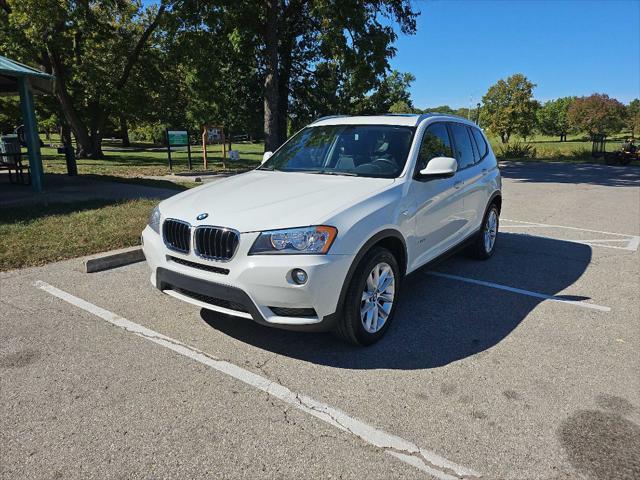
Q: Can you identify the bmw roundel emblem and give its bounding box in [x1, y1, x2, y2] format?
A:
[196, 212, 209, 221]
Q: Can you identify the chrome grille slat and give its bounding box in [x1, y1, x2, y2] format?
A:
[163, 219, 191, 254]
[194, 226, 239, 261]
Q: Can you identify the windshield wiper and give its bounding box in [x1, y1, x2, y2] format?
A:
[257, 165, 275, 171]
[314, 170, 357, 177]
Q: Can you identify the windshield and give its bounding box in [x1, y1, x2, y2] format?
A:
[260, 125, 415, 178]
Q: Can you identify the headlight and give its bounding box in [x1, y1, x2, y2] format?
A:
[148, 205, 161, 234]
[249, 226, 337, 255]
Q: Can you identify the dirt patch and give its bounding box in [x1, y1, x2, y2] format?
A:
[559, 408, 640, 479]
[0, 349, 39, 368]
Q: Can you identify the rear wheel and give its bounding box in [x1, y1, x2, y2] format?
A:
[468, 203, 499, 260]
[334, 247, 400, 346]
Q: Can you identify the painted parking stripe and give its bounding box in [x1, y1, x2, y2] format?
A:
[501, 218, 640, 251]
[428, 272, 611, 312]
[34, 281, 480, 480]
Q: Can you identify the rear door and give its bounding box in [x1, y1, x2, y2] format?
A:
[448, 123, 485, 237]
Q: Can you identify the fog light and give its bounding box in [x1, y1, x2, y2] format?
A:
[291, 268, 308, 285]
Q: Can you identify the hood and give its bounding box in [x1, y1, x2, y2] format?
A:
[160, 170, 395, 232]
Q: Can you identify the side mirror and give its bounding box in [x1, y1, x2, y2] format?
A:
[262, 151, 273, 164]
[418, 156, 457, 179]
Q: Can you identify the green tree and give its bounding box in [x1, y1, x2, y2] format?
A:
[0, 0, 167, 157]
[480, 74, 538, 143]
[180, 0, 419, 151]
[536, 97, 575, 141]
[567, 94, 626, 139]
[362, 71, 416, 114]
[388, 100, 412, 114]
[0, 96, 20, 134]
[626, 99, 640, 137]
[422, 105, 456, 115]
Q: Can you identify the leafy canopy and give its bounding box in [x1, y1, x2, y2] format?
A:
[480, 74, 538, 143]
[567, 94, 626, 138]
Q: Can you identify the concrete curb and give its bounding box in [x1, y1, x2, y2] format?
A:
[83, 246, 145, 273]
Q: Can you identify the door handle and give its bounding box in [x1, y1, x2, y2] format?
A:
[454, 180, 463, 189]
[482, 168, 488, 174]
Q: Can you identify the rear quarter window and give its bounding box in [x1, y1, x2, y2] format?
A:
[471, 128, 489, 159]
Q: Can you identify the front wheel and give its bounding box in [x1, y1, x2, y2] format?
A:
[334, 247, 400, 346]
[468, 203, 499, 260]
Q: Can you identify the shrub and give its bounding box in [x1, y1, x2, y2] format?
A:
[497, 142, 537, 159]
[130, 122, 167, 145]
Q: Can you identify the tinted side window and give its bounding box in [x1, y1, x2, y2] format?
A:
[467, 127, 480, 164]
[449, 123, 475, 169]
[471, 127, 488, 159]
[416, 123, 453, 171]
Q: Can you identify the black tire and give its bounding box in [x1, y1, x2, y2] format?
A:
[334, 247, 401, 346]
[468, 203, 499, 260]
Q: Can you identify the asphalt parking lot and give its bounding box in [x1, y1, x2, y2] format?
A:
[2, 162, 639, 480]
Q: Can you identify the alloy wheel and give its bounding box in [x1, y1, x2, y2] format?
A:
[360, 262, 395, 334]
[484, 209, 498, 253]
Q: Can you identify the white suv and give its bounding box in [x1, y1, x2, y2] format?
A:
[141, 114, 501, 345]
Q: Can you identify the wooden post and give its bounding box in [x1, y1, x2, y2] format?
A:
[166, 128, 173, 171]
[221, 128, 226, 170]
[202, 126, 208, 169]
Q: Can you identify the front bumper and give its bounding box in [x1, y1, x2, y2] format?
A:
[141, 226, 353, 331]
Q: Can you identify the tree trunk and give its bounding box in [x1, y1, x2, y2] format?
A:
[47, 47, 96, 157]
[120, 114, 130, 147]
[276, 27, 296, 146]
[277, 79, 289, 145]
[61, 122, 72, 147]
[263, 0, 280, 152]
[88, 101, 105, 158]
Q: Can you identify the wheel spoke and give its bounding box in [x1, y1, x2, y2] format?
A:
[371, 307, 379, 332]
[360, 262, 396, 333]
[364, 309, 374, 331]
[378, 292, 394, 302]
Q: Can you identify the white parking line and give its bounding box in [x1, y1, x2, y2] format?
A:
[34, 281, 480, 480]
[428, 272, 611, 312]
[501, 218, 640, 251]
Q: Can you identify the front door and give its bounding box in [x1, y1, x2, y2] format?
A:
[408, 122, 466, 269]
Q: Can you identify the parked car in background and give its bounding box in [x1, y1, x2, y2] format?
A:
[141, 114, 502, 345]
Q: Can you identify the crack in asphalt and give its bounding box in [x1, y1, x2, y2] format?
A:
[291, 392, 481, 480]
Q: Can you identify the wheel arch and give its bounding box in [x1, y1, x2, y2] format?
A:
[334, 229, 408, 320]
[486, 190, 502, 216]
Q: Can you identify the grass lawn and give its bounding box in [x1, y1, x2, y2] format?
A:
[487, 132, 638, 163]
[41, 140, 264, 177]
[0, 198, 158, 271]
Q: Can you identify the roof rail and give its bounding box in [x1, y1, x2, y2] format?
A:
[311, 115, 349, 124]
[416, 112, 476, 125]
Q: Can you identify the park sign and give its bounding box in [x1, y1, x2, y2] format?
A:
[167, 130, 189, 146]
[165, 128, 192, 171]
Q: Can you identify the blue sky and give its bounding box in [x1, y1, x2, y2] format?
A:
[389, 0, 640, 108]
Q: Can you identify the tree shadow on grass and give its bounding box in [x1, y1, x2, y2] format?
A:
[200, 233, 593, 370]
[0, 198, 148, 224]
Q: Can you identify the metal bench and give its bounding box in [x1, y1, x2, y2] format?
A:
[0, 134, 30, 184]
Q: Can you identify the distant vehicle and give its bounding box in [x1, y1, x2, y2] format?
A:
[141, 114, 502, 345]
[606, 139, 637, 165]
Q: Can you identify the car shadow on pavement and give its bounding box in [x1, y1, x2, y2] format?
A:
[200, 233, 592, 370]
[500, 161, 640, 188]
